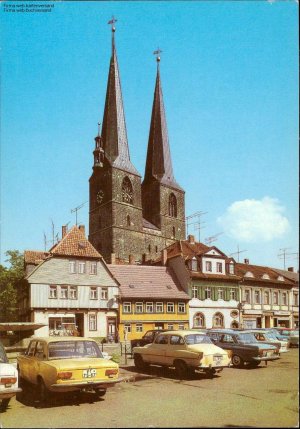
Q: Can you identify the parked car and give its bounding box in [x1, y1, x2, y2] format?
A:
[133, 330, 231, 379]
[0, 341, 22, 410]
[17, 337, 121, 402]
[206, 329, 280, 368]
[273, 328, 299, 348]
[261, 329, 290, 351]
[130, 329, 168, 349]
[247, 330, 288, 353]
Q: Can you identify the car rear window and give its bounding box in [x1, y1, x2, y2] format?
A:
[48, 341, 103, 359]
[185, 334, 212, 345]
[238, 333, 257, 344]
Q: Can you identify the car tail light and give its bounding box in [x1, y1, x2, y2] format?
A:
[57, 371, 73, 380]
[105, 369, 118, 377]
[0, 377, 17, 385]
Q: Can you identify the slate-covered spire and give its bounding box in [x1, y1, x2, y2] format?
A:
[101, 19, 140, 176]
[144, 53, 182, 190]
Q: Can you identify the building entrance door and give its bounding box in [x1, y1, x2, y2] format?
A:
[75, 313, 84, 337]
[107, 318, 117, 342]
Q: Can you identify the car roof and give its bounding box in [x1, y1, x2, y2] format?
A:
[157, 330, 206, 336]
[207, 329, 237, 334]
[27, 337, 98, 344]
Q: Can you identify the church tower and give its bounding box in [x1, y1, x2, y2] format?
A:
[89, 20, 143, 263]
[142, 52, 186, 244]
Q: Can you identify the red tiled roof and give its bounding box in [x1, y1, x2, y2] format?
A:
[236, 263, 295, 285]
[109, 265, 189, 300]
[50, 226, 101, 259]
[191, 272, 240, 282]
[271, 268, 299, 284]
[24, 251, 49, 265]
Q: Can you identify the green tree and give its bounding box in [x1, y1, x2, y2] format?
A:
[0, 250, 24, 322]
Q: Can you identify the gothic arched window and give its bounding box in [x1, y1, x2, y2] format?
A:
[193, 312, 205, 328]
[122, 177, 133, 204]
[213, 312, 224, 328]
[168, 193, 177, 217]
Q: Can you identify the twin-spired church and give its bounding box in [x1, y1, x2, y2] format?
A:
[89, 25, 186, 264]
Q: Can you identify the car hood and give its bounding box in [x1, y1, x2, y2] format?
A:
[186, 344, 228, 355]
[45, 358, 119, 371]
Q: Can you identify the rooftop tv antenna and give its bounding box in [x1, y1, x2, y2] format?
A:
[71, 201, 87, 226]
[278, 247, 298, 270]
[229, 245, 247, 262]
[186, 211, 208, 242]
[205, 232, 223, 246]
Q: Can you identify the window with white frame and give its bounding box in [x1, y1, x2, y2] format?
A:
[229, 263, 235, 274]
[293, 293, 298, 306]
[193, 312, 205, 328]
[123, 302, 132, 313]
[101, 288, 108, 300]
[69, 260, 76, 274]
[229, 289, 236, 300]
[281, 292, 287, 305]
[90, 287, 98, 300]
[192, 286, 198, 299]
[89, 314, 97, 331]
[264, 291, 270, 305]
[49, 285, 57, 299]
[204, 287, 211, 299]
[136, 323, 143, 333]
[213, 312, 224, 328]
[178, 302, 186, 313]
[146, 302, 154, 313]
[167, 324, 174, 330]
[156, 302, 163, 313]
[124, 323, 131, 333]
[205, 261, 212, 272]
[254, 290, 261, 304]
[216, 262, 223, 273]
[167, 302, 175, 313]
[178, 324, 185, 330]
[244, 289, 251, 304]
[60, 286, 68, 299]
[217, 289, 224, 300]
[191, 257, 197, 271]
[78, 261, 86, 274]
[273, 291, 279, 305]
[90, 262, 97, 275]
[135, 302, 143, 313]
[69, 286, 77, 300]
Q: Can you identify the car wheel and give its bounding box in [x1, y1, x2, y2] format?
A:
[0, 398, 10, 410]
[38, 378, 50, 403]
[95, 388, 107, 398]
[174, 360, 188, 379]
[134, 354, 146, 370]
[232, 354, 244, 368]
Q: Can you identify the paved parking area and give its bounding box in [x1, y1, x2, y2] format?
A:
[0, 349, 298, 428]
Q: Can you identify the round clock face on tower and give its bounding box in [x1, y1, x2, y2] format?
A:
[96, 190, 104, 204]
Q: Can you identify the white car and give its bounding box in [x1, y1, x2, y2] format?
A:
[0, 341, 22, 410]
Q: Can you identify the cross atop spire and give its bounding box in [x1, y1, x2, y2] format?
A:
[108, 16, 117, 32]
[153, 47, 162, 63]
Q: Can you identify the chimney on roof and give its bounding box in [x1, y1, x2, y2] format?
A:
[78, 224, 85, 237]
[111, 253, 116, 264]
[62, 225, 67, 238]
[244, 258, 249, 264]
[129, 254, 135, 265]
[161, 249, 168, 266]
[188, 235, 195, 244]
[288, 267, 294, 272]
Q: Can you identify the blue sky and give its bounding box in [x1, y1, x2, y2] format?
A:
[1, 0, 298, 270]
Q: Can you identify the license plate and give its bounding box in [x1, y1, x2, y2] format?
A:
[213, 355, 223, 364]
[82, 368, 96, 378]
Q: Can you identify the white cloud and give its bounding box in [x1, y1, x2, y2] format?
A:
[217, 197, 290, 242]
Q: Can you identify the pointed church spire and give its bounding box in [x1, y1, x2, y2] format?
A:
[101, 18, 140, 176]
[144, 50, 182, 190]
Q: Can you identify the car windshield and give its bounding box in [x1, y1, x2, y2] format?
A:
[266, 331, 279, 340]
[185, 334, 213, 345]
[0, 345, 8, 363]
[48, 341, 103, 360]
[237, 333, 257, 344]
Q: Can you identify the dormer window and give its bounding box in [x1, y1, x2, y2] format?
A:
[216, 262, 223, 273]
[262, 273, 270, 280]
[277, 275, 284, 282]
[229, 263, 234, 275]
[191, 257, 197, 271]
[244, 271, 254, 278]
[205, 261, 212, 272]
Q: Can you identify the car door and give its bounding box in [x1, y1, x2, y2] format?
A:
[165, 335, 186, 366]
[143, 333, 169, 365]
[20, 340, 38, 381]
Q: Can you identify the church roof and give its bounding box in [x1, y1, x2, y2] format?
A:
[49, 226, 101, 259]
[109, 264, 189, 300]
[101, 29, 140, 177]
[143, 63, 183, 191]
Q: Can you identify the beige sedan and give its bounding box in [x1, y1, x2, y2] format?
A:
[133, 330, 231, 379]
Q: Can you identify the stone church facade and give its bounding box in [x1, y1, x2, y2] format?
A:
[89, 25, 185, 264]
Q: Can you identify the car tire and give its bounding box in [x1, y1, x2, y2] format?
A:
[134, 354, 146, 370]
[232, 354, 244, 368]
[38, 378, 50, 403]
[174, 360, 188, 379]
[0, 398, 10, 410]
[95, 389, 107, 398]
